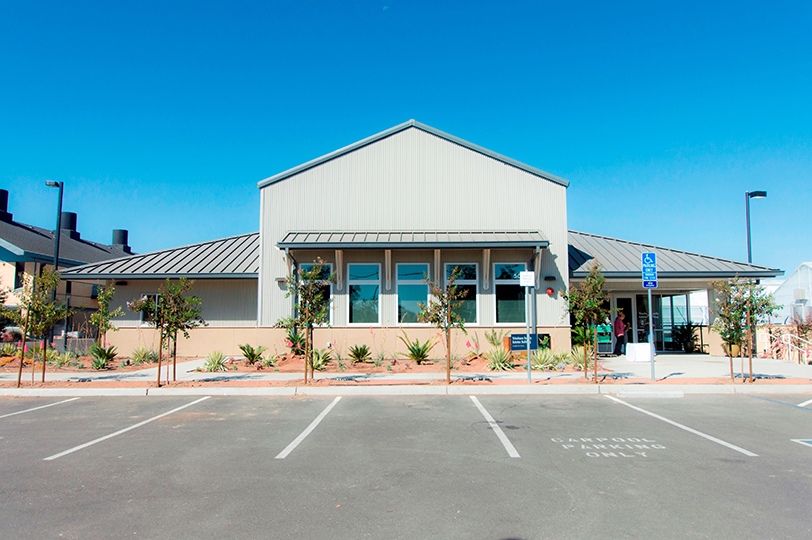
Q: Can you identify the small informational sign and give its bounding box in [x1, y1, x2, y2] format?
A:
[642, 252, 657, 289]
[519, 271, 535, 287]
[510, 334, 540, 351]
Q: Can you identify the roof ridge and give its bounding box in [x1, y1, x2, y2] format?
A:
[568, 229, 780, 271]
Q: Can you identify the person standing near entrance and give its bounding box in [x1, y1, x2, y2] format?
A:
[613, 312, 627, 356]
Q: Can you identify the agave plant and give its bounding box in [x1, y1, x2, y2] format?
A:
[311, 348, 332, 371]
[130, 346, 159, 365]
[239, 343, 267, 365]
[348, 344, 371, 363]
[89, 344, 117, 370]
[0, 343, 18, 357]
[531, 348, 558, 371]
[568, 346, 591, 372]
[485, 346, 514, 371]
[398, 333, 435, 365]
[204, 350, 228, 372]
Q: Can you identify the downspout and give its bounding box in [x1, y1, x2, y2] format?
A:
[285, 248, 299, 319]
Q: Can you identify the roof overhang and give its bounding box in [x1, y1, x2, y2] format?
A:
[60, 273, 258, 281]
[277, 231, 550, 250]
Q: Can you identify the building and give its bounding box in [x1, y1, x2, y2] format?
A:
[766, 263, 812, 324]
[0, 188, 134, 337]
[60, 121, 782, 357]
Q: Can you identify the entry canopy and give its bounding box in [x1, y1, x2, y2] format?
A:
[278, 231, 550, 250]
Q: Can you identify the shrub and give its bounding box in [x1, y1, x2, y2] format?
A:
[89, 344, 117, 370]
[285, 328, 305, 356]
[671, 322, 698, 353]
[50, 352, 74, 368]
[204, 351, 228, 372]
[568, 346, 591, 372]
[531, 348, 562, 371]
[259, 354, 277, 369]
[239, 343, 267, 365]
[312, 348, 332, 371]
[485, 346, 514, 371]
[130, 346, 159, 365]
[0, 343, 17, 357]
[348, 344, 371, 363]
[399, 333, 435, 365]
[484, 329, 509, 349]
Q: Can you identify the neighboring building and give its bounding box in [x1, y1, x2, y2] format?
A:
[767, 262, 812, 324]
[60, 121, 782, 357]
[0, 188, 134, 337]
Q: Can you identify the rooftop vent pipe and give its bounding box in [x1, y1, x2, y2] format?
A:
[112, 229, 131, 254]
[60, 212, 80, 239]
[0, 189, 12, 222]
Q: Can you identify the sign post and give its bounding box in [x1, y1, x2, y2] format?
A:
[642, 253, 657, 382]
[520, 271, 535, 384]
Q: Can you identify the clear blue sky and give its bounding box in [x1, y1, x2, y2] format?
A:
[2, 1, 810, 275]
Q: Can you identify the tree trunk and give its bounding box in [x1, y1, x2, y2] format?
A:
[41, 332, 48, 383]
[156, 332, 163, 387]
[16, 343, 24, 388]
[173, 335, 178, 382]
[583, 331, 588, 380]
[593, 323, 598, 384]
[747, 310, 753, 383]
[728, 351, 734, 382]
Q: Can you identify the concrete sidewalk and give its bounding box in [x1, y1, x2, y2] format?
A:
[2, 353, 811, 396]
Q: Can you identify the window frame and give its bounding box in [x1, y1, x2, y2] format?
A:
[139, 293, 160, 327]
[493, 262, 527, 325]
[445, 262, 479, 326]
[298, 262, 333, 325]
[396, 263, 431, 326]
[347, 263, 381, 326]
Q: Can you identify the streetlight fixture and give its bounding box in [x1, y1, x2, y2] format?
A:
[45, 181, 64, 278]
[745, 190, 767, 263]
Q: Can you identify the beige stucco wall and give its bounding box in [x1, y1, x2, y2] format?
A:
[108, 324, 572, 359]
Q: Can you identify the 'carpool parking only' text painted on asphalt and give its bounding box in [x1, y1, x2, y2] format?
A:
[552, 437, 666, 458]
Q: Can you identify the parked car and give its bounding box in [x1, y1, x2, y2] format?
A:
[1, 326, 23, 341]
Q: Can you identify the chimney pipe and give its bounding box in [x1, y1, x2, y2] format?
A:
[0, 189, 12, 222]
[112, 229, 131, 254]
[60, 212, 80, 239]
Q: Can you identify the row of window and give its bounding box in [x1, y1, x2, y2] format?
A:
[300, 262, 529, 325]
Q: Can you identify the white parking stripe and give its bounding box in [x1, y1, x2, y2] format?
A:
[275, 397, 341, 459]
[605, 395, 758, 457]
[43, 397, 211, 461]
[798, 398, 812, 408]
[470, 396, 520, 458]
[0, 397, 80, 419]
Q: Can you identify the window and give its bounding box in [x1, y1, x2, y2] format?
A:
[446, 263, 478, 324]
[13, 262, 24, 289]
[348, 264, 380, 324]
[299, 263, 333, 324]
[397, 263, 429, 323]
[494, 263, 525, 323]
[139, 294, 159, 326]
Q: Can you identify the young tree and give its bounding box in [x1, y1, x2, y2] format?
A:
[418, 266, 468, 385]
[1, 268, 73, 387]
[128, 278, 206, 386]
[561, 262, 613, 383]
[90, 284, 124, 346]
[712, 276, 779, 382]
[279, 259, 334, 384]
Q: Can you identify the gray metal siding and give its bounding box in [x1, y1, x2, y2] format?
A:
[112, 279, 258, 328]
[259, 127, 569, 326]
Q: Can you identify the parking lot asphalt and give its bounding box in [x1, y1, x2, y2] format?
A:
[1, 394, 811, 539]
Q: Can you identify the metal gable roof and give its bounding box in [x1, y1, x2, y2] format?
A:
[568, 230, 782, 279]
[60, 232, 259, 279]
[278, 231, 550, 250]
[257, 120, 570, 189]
[0, 219, 132, 266]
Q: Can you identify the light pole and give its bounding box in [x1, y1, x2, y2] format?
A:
[745, 190, 766, 263]
[744, 189, 766, 383]
[45, 181, 63, 379]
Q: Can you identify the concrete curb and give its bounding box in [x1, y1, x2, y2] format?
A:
[1, 384, 811, 398]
